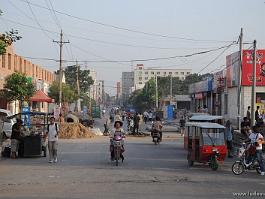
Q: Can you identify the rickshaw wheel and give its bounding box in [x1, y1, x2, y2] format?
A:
[232, 162, 244, 175]
[188, 160, 194, 167]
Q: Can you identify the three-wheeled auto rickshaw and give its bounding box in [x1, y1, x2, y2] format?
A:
[184, 115, 223, 149]
[185, 122, 227, 170]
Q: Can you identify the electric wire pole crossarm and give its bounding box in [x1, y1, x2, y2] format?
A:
[53, 29, 70, 110]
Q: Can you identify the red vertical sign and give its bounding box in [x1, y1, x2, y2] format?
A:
[242, 49, 265, 86]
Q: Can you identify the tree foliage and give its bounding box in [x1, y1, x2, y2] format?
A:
[48, 81, 78, 104]
[128, 73, 211, 111]
[64, 65, 94, 93]
[0, 10, 22, 55]
[2, 72, 35, 103]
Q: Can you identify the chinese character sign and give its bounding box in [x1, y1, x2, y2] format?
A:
[242, 49, 265, 86]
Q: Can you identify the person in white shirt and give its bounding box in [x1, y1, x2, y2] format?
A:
[249, 126, 264, 175]
[46, 117, 59, 163]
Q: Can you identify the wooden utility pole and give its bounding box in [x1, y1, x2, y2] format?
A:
[53, 30, 69, 111]
[76, 60, 81, 113]
[237, 28, 243, 131]
[155, 74, 158, 109]
[251, 40, 257, 127]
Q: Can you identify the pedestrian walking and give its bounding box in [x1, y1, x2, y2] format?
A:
[46, 117, 59, 163]
[179, 116, 186, 136]
[225, 120, 234, 158]
[133, 113, 140, 134]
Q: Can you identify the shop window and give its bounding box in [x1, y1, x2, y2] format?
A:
[8, 54, 11, 69]
[2, 55, 5, 68]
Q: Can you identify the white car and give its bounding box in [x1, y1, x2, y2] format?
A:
[0, 109, 16, 138]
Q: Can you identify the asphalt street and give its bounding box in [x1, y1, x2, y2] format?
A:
[0, 119, 264, 199]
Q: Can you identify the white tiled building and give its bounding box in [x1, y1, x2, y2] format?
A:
[134, 64, 192, 90]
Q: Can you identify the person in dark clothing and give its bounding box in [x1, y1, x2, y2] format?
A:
[246, 106, 251, 121]
[133, 113, 140, 134]
[179, 116, 186, 136]
[255, 106, 263, 125]
[10, 119, 23, 159]
[241, 117, 251, 137]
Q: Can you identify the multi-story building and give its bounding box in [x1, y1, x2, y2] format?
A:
[121, 72, 134, 105]
[0, 45, 55, 112]
[88, 70, 105, 105]
[134, 64, 192, 90]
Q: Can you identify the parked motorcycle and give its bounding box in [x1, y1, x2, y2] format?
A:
[232, 142, 262, 175]
[111, 135, 125, 166]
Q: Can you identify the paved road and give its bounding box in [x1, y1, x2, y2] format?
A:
[0, 121, 264, 198]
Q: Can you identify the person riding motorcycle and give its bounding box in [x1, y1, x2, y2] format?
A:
[110, 120, 125, 162]
[151, 116, 163, 142]
[247, 126, 265, 175]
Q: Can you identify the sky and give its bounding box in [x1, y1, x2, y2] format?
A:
[0, 0, 264, 95]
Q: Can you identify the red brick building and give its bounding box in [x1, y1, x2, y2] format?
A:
[0, 45, 55, 112]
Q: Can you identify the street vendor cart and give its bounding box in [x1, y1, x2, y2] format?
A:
[7, 112, 53, 157]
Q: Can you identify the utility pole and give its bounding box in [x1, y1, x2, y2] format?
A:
[53, 29, 69, 111]
[155, 74, 158, 109]
[170, 74, 173, 104]
[237, 28, 243, 131]
[251, 40, 257, 127]
[76, 60, 81, 113]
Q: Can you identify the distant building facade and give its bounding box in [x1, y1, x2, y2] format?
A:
[134, 64, 192, 90]
[121, 72, 134, 105]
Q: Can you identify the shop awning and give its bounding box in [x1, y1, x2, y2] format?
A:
[30, 90, 54, 103]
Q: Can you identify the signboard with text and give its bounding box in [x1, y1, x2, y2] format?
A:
[241, 49, 265, 86]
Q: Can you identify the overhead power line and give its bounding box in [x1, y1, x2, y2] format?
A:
[17, 0, 236, 43]
[25, 0, 53, 40]
[20, 42, 236, 63]
[4, 17, 225, 50]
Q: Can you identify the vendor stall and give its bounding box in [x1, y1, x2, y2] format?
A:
[8, 112, 53, 157]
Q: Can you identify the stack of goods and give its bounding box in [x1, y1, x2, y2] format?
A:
[59, 123, 95, 139]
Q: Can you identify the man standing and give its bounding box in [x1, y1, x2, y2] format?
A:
[246, 106, 251, 121]
[46, 117, 59, 163]
[255, 106, 261, 124]
[225, 120, 233, 158]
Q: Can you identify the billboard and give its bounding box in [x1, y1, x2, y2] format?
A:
[242, 49, 265, 86]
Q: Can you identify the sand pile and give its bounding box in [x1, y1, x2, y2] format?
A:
[59, 123, 95, 139]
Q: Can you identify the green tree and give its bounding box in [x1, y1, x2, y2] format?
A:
[48, 81, 78, 104]
[0, 11, 22, 55]
[2, 72, 35, 108]
[64, 65, 94, 93]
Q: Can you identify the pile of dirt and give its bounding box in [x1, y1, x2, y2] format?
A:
[59, 123, 95, 139]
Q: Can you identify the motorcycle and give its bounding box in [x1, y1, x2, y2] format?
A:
[151, 130, 161, 145]
[208, 147, 220, 171]
[111, 135, 125, 166]
[232, 142, 262, 175]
